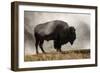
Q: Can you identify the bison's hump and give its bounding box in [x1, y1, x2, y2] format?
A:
[34, 20, 69, 36]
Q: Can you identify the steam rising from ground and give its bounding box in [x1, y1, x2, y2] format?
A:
[24, 11, 90, 55]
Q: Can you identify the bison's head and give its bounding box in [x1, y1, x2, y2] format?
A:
[68, 26, 76, 45]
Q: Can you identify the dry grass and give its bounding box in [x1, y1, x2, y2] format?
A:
[24, 49, 90, 61]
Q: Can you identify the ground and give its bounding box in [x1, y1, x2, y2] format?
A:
[24, 49, 90, 61]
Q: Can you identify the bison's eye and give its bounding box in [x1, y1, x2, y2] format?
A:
[73, 29, 75, 32]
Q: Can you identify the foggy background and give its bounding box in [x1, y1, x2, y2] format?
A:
[24, 11, 90, 55]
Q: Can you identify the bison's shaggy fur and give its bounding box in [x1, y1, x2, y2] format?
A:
[34, 20, 76, 54]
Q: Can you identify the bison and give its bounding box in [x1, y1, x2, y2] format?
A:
[34, 20, 76, 54]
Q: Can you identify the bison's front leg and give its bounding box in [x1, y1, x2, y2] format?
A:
[35, 39, 39, 54]
[57, 46, 62, 53]
[39, 40, 46, 54]
[54, 40, 62, 53]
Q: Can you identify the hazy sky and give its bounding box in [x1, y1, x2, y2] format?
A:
[24, 11, 90, 55]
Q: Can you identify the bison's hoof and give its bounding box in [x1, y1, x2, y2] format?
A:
[43, 52, 46, 54]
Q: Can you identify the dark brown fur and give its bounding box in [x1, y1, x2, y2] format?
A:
[34, 20, 76, 54]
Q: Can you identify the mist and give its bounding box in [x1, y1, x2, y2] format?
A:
[24, 11, 90, 55]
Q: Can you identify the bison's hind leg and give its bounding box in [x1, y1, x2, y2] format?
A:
[34, 33, 40, 54]
[35, 39, 39, 54]
[39, 40, 46, 54]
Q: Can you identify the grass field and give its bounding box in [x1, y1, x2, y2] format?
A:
[24, 49, 90, 61]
